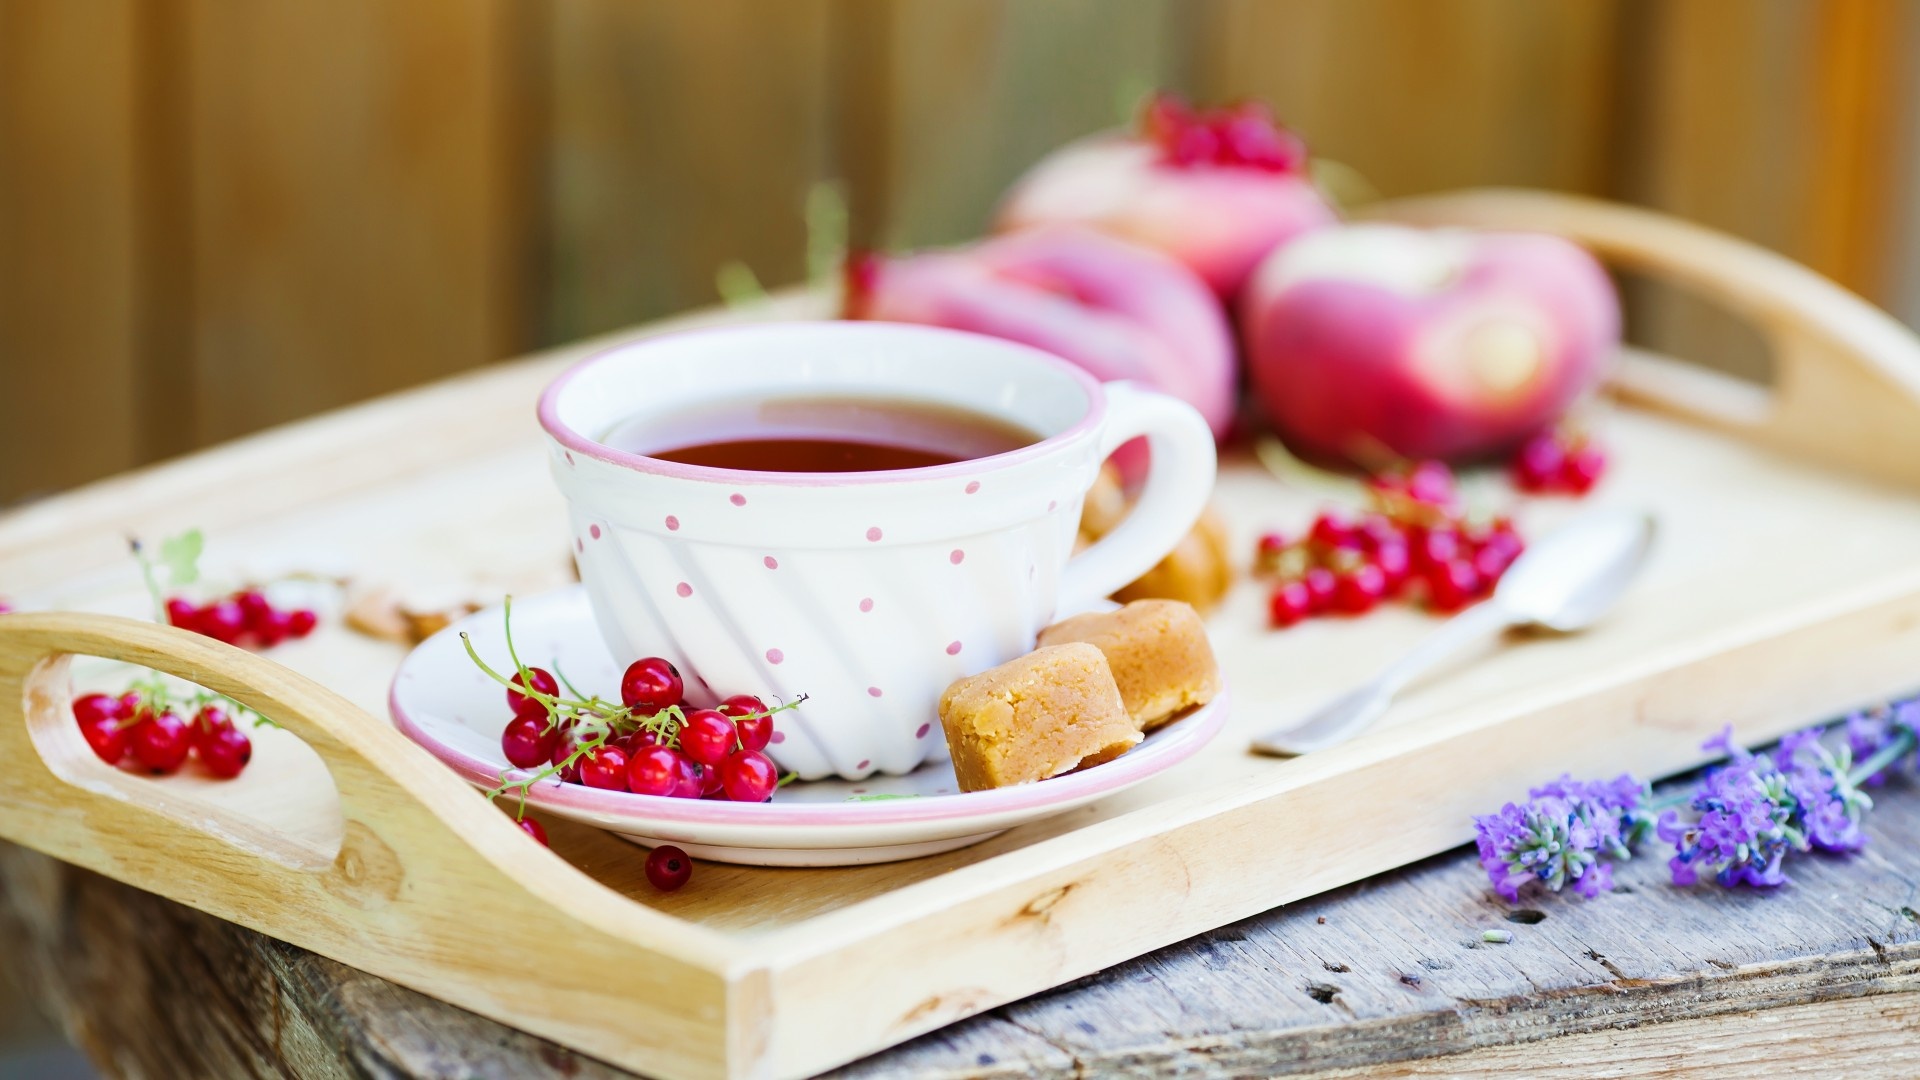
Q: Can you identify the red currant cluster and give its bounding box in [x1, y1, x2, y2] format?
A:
[1141, 92, 1305, 172]
[1511, 428, 1607, 495]
[1255, 461, 1527, 625]
[71, 691, 253, 778]
[166, 589, 317, 648]
[468, 601, 799, 890]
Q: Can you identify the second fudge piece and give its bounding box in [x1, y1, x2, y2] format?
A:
[938, 643, 1141, 793]
[1038, 599, 1220, 731]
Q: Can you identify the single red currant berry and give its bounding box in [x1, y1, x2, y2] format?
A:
[717, 694, 767, 719]
[235, 590, 273, 631]
[130, 710, 192, 774]
[1512, 434, 1565, 492]
[672, 755, 706, 800]
[1563, 446, 1607, 494]
[720, 749, 779, 803]
[81, 718, 130, 765]
[1302, 566, 1338, 614]
[500, 715, 559, 769]
[506, 667, 559, 724]
[1373, 540, 1412, 592]
[621, 657, 683, 712]
[1406, 460, 1458, 508]
[1268, 581, 1313, 628]
[578, 744, 630, 792]
[1354, 516, 1402, 554]
[254, 608, 295, 648]
[1332, 565, 1388, 615]
[549, 732, 585, 784]
[1411, 526, 1460, 570]
[190, 705, 233, 746]
[679, 709, 737, 766]
[1308, 513, 1357, 551]
[198, 600, 246, 644]
[1476, 530, 1525, 578]
[164, 597, 199, 629]
[626, 745, 683, 797]
[645, 845, 692, 891]
[733, 712, 773, 753]
[197, 725, 252, 779]
[1428, 559, 1484, 613]
[516, 817, 549, 846]
[73, 692, 125, 730]
[286, 608, 318, 638]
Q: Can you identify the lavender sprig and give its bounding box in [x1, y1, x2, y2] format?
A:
[1474, 697, 1918, 903]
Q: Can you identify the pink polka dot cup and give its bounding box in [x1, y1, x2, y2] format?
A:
[538, 321, 1216, 780]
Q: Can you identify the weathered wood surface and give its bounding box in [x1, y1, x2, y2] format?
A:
[7, 762, 1919, 1080]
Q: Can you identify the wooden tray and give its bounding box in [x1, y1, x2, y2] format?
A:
[6, 190, 1920, 1080]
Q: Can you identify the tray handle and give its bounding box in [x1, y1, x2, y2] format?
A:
[1364, 188, 1920, 490]
[0, 611, 720, 962]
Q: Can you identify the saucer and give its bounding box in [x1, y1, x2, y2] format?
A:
[388, 585, 1228, 866]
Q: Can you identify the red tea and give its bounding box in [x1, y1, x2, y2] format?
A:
[602, 396, 1039, 473]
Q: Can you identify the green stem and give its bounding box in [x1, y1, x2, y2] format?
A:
[1851, 726, 1917, 785]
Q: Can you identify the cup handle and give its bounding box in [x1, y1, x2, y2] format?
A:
[1056, 382, 1218, 617]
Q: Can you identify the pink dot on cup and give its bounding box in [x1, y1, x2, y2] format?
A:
[730, 493, 747, 507]
[565, 451, 575, 466]
[949, 549, 965, 565]
[575, 538, 583, 554]
[857, 759, 870, 771]
[965, 481, 980, 494]
[868, 686, 882, 697]
[1047, 500, 1058, 512]
[765, 648, 784, 664]
[915, 723, 931, 739]
[946, 641, 962, 655]
[764, 556, 779, 570]
[866, 526, 882, 542]
[665, 515, 680, 531]
[859, 598, 873, 612]
[771, 730, 785, 744]
[676, 582, 692, 598]
[589, 524, 601, 539]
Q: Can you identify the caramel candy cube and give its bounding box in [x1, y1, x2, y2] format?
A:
[938, 644, 1142, 792]
[1038, 599, 1220, 731]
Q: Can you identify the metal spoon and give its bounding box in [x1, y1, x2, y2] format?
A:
[1250, 509, 1657, 757]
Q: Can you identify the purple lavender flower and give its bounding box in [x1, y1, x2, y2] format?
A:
[1846, 696, 1920, 785]
[1474, 773, 1646, 902]
[1662, 724, 1871, 888]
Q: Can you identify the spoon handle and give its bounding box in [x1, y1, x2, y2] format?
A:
[1249, 600, 1517, 757]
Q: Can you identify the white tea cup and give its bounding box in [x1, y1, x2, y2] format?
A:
[538, 321, 1215, 780]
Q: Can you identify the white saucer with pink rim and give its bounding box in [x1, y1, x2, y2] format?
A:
[389, 586, 1229, 866]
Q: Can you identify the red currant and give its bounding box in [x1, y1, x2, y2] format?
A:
[1512, 434, 1565, 492]
[1302, 567, 1337, 614]
[1406, 460, 1458, 508]
[1428, 559, 1484, 613]
[549, 730, 585, 784]
[1412, 526, 1461, 570]
[164, 597, 199, 629]
[578, 744, 630, 791]
[1332, 565, 1388, 615]
[1564, 446, 1607, 494]
[197, 725, 253, 779]
[626, 745, 683, 797]
[286, 608, 318, 638]
[1308, 513, 1357, 551]
[645, 845, 692, 891]
[191, 705, 232, 742]
[73, 692, 125, 730]
[506, 667, 559, 724]
[236, 590, 273, 630]
[1354, 516, 1403, 554]
[516, 817, 549, 846]
[717, 694, 767, 719]
[81, 719, 130, 765]
[673, 755, 706, 799]
[1268, 580, 1313, 628]
[621, 657, 683, 712]
[254, 609, 295, 648]
[129, 710, 191, 774]
[719, 695, 773, 751]
[198, 600, 246, 644]
[500, 715, 558, 769]
[719, 749, 778, 803]
[1372, 539, 1412, 592]
[679, 709, 737, 765]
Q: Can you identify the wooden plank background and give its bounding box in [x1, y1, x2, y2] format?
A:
[0, 0, 1913, 504]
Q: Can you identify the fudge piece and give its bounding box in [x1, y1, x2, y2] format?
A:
[938, 643, 1141, 792]
[1113, 506, 1234, 614]
[1038, 599, 1219, 731]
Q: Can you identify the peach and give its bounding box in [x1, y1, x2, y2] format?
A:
[843, 225, 1237, 441]
[1241, 224, 1619, 465]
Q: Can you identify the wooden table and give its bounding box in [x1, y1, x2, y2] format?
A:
[6, 759, 1917, 1079]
